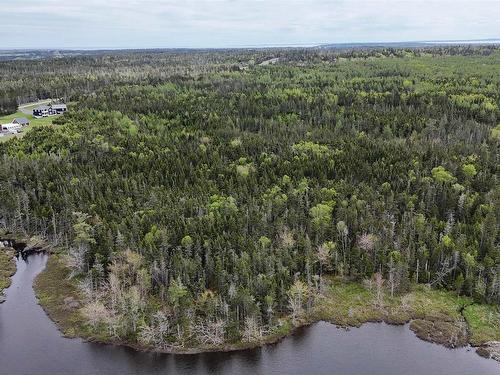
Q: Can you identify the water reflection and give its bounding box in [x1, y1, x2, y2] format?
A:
[0, 254, 498, 375]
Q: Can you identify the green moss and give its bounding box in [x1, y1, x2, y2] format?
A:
[33, 255, 90, 338]
[312, 280, 472, 329]
[406, 286, 471, 321]
[0, 247, 16, 294]
[312, 280, 385, 326]
[463, 304, 500, 346]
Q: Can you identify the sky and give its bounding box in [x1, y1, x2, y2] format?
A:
[1, 0, 499, 49]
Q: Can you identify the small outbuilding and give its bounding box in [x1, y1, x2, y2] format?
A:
[13, 117, 30, 126]
[51, 104, 68, 114]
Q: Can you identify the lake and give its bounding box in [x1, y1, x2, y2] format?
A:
[0, 253, 498, 375]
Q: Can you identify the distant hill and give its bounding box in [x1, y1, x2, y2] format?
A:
[0, 39, 498, 61]
[319, 39, 500, 49]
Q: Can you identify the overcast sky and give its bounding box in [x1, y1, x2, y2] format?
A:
[2, 0, 499, 49]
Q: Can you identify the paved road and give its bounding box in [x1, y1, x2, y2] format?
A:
[18, 99, 53, 115]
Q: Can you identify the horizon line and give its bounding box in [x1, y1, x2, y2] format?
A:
[1, 38, 500, 52]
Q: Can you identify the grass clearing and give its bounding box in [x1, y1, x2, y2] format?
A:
[463, 304, 500, 346]
[312, 280, 387, 325]
[406, 286, 471, 321]
[312, 279, 471, 327]
[33, 254, 90, 338]
[310, 278, 482, 348]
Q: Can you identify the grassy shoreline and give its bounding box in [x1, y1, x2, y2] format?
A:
[0, 246, 16, 302]
[32, 254, 500, 359]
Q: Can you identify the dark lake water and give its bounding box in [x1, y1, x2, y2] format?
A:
[1, 253, 499, 375]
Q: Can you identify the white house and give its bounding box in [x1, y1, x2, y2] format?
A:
[33, 103, 68, 117]
[1, 123, 22, 133]
[33, 105, 51, 118]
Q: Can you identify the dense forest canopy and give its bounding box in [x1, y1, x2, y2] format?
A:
[0, 46, 498, 347]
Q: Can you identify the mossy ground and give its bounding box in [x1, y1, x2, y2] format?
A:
[312, 279, 470, 327]
[0, 246, 16, 295]
[463, 304, 500, 346]
[33, 254, 92, 338]
[310, 278, 500, 350]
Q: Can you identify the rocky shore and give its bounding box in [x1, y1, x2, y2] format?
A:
[477, 342, 500, 362]
[409, 318, 469, 348]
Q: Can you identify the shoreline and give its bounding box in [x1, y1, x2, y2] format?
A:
[2, 231, 497, 360]
[0, 230, 53, 303]
[33, 254, 299, 355]
[32, 253, 500, 360]
[0, 245, 16, 303]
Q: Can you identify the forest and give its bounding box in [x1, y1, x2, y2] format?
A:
[0, 45, 498, 349]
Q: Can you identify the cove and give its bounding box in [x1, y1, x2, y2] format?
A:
[0, 254, 499, 375]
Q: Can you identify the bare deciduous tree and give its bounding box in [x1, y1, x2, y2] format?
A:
[242, 316, 264, 343]
[316, 241, 334, 292]
[373, 272, 384, 307]
[430, 257, 455, 287]
[139, 311, 172, 349]
[81, 300, 112, 328]
[358, 233, 376, 253]
[195, 319, 226, 346]
[288, 280, 308, 323]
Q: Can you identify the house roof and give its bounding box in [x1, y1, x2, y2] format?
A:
[51, 104, 67, 109]
[34, 105, 50, 111]
[14, 117, 29, 125]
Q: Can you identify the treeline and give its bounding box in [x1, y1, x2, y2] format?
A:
[0, 46, 498, 348]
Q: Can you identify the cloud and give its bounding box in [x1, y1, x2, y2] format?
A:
[1, 0, 499, 48]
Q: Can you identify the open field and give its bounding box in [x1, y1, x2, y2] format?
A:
[313, 279, 471, 327]
[311, 280, 499, 351]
